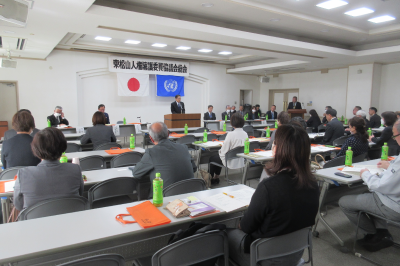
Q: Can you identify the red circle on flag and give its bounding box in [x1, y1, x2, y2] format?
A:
[127, 78, 140, 92]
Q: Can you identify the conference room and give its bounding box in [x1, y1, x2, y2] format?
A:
[0, 0, 400, 265]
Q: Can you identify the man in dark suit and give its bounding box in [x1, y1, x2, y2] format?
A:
[221, 105, 231, 120]
[255, 104, 262, 119]
[47, 106, 69, 127]
[369, 107, 381, 128]
[322, 106, 332, 124]
[231, 106, 237, 114]
[237, 105, 245, 117]
[132, 122, 197, 196]
[204, 105, 216, 121]
[171, 94, 185, 114]
[98, 104, 110, 124]
[321, 109, 345, 145]
[353, 106, 362, 116]
[3, 109, 40, 141]
[287, 96, 302, 110]
[266, 105, 277, 120]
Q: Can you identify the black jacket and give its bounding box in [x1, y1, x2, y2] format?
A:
[321, 118, 345, 145]
[171, 101, 185, 114]
[104, 112, 110, 124]
[1, 134, 41, 169]
[288, 102, 301, 110]
[266, 111, 277, 120]
[203, 112, 216, 121]
[80, 124, 117, 149]
[47, 114, 69, 127]
[372, 126, 400, 155]
[363, 118, 371, 129]
[369, 114, 381, 129]
[322, 116, 328, 124]
[306, 116, 322, 133]
[221, 111, 231, 120]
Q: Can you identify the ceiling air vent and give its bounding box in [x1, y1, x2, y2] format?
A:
[0, 36, 27, 50]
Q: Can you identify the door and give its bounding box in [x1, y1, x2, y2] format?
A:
[273, 92, 284, 113]
[269, 89, 299, 112]
[0, 82, 18, 137]
[240, 90, 252, 106]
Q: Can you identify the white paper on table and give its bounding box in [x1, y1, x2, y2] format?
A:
[261, 120, 266, 125]
[253, 151, 274, 158]
[57, 125, 67, 128]
[4, 181, 15, 192]
[134, 124, 141, 134]
[202, 142, 223, 147]
[311, 146, 335, 152]
[76, 126, 85, 134]
[228, 189, 255, 206]
[250, 138, 269, 142]
[342, 165, 384, 176]
[112, 124, 120, 136]
[206, 193, 247, 212]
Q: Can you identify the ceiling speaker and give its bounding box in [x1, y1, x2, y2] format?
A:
[0, 58, 17, 68]
[260, 76, 270, 83]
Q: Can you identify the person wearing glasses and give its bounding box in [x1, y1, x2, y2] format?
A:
[369, 111, 400, 156]
[339, 120, 400, 252]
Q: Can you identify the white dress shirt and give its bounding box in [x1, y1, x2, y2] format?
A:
[219, 128, 248, 169]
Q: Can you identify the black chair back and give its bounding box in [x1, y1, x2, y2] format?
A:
[218, 134, 227, 141]
[66, 143, 82, 153]
[58, 254, 125, 266]
[0, 166, 24, 180]
[18, 197, 89, 221]
[323, 156, 346, 168]
[207, 133, 218, 141]
[353, 153, 367, 163]
[249, 141, 260, 152]
[318, 124, 326, 133]
[79, 155, 105, 171]
[110, 152, 143, 168]
[243, 126, 254, 137]
[163, 179, 207, 197]
[116, 121, 123, 124]
[332, 136, 349, 147]
[194, 127, 209, 133]
[175, 135, 196, 145]
[94, 142, 122, 151]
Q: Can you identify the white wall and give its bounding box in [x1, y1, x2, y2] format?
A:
[0, 82, 18, 129]
[259, 69, 348, 118]
[379, 63, 400, 113]
[0, 50, 260, 128]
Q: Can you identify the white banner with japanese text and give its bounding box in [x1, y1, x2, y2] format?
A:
[109, 56, 190, 76]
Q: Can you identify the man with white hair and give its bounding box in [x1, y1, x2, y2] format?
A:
[47, 106, 69, 127]
[221, 105, 231, 120]
[356, 109, 370, 129]
[132, 122, 197, 196]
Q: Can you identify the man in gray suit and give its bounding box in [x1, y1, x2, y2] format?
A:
[3, 109, 40, 141]
[132, 122, 197, 195]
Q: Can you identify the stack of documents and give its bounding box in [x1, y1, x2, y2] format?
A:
[188, 202, 216, 217]
[206, 189, 254, 212]
[342, 165, 384, 176]
[246, 151, 274, 158]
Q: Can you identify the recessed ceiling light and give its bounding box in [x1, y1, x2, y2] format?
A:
[125, 40, 141, 44]
[316, 0, 348, 10]
[201, 3, 214, 7]
[95, 36, 112, 41]
[176, 46, 191, 50]
[270, 18, 280, 22]
[368, 15, 395, 23]
[198, 49, 212, 53]
[219, 51, 232, 55]
[345, 7, 374, 17]
[152, 43, 167, 47]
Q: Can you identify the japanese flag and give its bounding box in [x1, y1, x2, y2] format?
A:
[117, 73, 149, 97]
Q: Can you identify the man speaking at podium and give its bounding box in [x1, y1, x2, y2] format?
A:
[287, 96, 301, 110]
[171, 94, 185, 114]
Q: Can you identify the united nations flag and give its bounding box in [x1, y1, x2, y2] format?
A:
[156, 75, 185, 97]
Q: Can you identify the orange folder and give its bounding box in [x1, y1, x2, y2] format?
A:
[210, 130, 227, 135]
[170, 133, 186, 138]
[0, 176, 17, 193]
[264, 127, 276, 131]
[104, 148, 133, 155]
[115, 201, 171, 228]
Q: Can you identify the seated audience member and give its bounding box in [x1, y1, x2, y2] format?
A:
[3, 109, 40, 141]
[266, 111, 291, 150]
[266, 105, 277, 120]
[98, 104, 110, 124]
[221, 105, 231, 120]
[339, 120, 400, 252]
[47, 106, 69, 127]
[13, 128, 84, 211]
[322, 106, 332, 124]
[227, 124, 319, 266]
[231, 106, 237, 114]
[209, 114, 248, 184]
[321, 109, 345, 145]
[132, 122, 197, 194]
[336, 117, 369, 158]
[251, 106, 257, 120]
[369, 111, 400, 155]
[353, 106, 362, 116]
[291, 117, 307, 130]
[306, 109, 322, 132]
[203, 105, 216, 121]
[238, 105, 244, 116]
[1, 111, 41, 169]
[255, 104, 261, 119]
[369, 107, 381, 129]
[356, 110, 370, 129]
[395, 111, 400, 120]
[80, 111, 116, 149]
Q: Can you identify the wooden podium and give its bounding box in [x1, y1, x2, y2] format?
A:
[164, 114, 201, 128]
[287, 109, 307, 119]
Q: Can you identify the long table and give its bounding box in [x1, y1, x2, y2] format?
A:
[0, 185, 253, 265]
[65, 148, 146, 162]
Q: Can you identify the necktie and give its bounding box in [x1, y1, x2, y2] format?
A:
[209, 112, 212, 118]
[271, 113, 274, 119]
[178, 103, 180, 108]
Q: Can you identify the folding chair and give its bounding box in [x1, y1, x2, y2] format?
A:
[208, 146, 244, 184]
[163, 179, 207, 197]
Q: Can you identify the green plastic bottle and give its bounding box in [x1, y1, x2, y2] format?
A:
[244, 138, 250, 155]
[344, 118, 348, 125]
[341, 115, 344, 122]
[266, 126, 271, 138]
[244, 114, 247, 121]
[60, 152, 68, 163]
[225, 114, 227, 121]
[275, 120, 278, 129]
[47, 119, 51, 128]
[123, 117, 126, 125]
[203, 129, 208, 143]
[266, 115, 268, 120]
[184, 124, 188, 135]
[381, 143, 389, 161]
[223, 122, 226, 132]
[367, 128, 372, 137]
[345, 147, 353, 167]
[130, 134, 135, 149]
[153, 173, 163, 207]
[381, 123, 384, 128]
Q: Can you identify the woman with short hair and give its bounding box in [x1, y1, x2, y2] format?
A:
[306, 109, 322, 133]
[336, 116, 369, 158]
[13, 127, 84, 211]
[227, 124, 319, 266]
[80, 111, 117, 149]
[208, 113, 248, 184]
[1, 111, 40, 169]
[369, 111, 400, 155]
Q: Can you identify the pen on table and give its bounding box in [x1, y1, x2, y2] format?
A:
[223, 192, 234, 198]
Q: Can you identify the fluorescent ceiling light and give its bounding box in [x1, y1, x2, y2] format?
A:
[368, 15, 395, 23]
[345, 7, 374, 17]
[316, 0, 348, 10]
[125, 40, 141, 44]
[198, 49, 212, 53]
[152, 43, 167, 47]
[176, 46, 191, 50]
[219, 51, 232, 55]
[95, 36, 112, 41]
